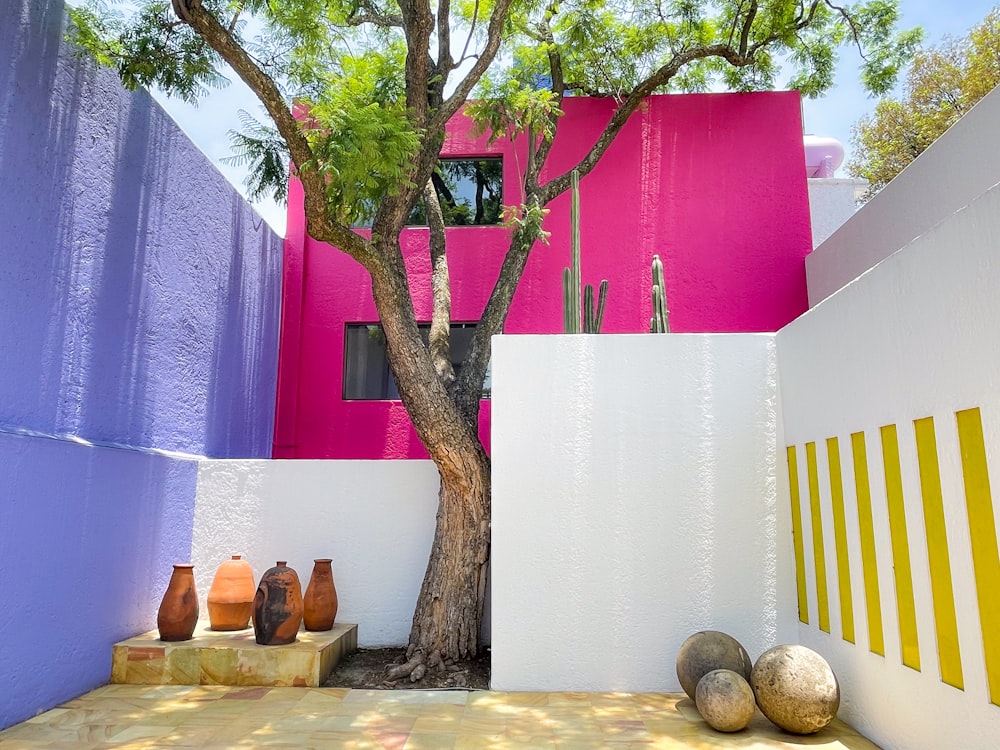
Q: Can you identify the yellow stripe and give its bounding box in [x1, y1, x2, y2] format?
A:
[956, 407, 1000, 706]
[914, 417, 963, 689]
[852, 432, 885, 655]
[806, 442, 830, 633]
[787, 446, 809, 624]
[827, 437, 855, 644]
[880, 424, 920, 671]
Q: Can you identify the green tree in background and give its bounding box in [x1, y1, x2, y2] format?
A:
[69, 0, 917, 680]
[849, 7, 1000, 198]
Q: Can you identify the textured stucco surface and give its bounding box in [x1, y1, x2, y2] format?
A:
[806, 84, 1000, 306]
[190, 459, 461, 648]
[0, 0, 282, 730]
[0, 0, 282, 458]
[0, 431, 198, 728]
[489, 333, 795, 692]
[778, 183, 1000, 750]
[275, 92, 812, 459]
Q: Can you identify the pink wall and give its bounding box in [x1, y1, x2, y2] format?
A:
[274, 92, 812, 459]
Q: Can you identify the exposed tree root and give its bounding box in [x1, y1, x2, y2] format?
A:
[385, 647, 453, 683]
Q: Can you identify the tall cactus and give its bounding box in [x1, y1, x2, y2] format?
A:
[562, 169, 608, 333]
[650, 254, 670, 333]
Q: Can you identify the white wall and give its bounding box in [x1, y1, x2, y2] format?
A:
[807, 178, 866, 249]
[490, 333, 797, 692]
[191, 460, 444, 647]
[777, 183, 1000, 750]
[806, 84, 1000, 306]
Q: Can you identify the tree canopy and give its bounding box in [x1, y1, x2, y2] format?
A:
[68, 0, 918, 677]
[849, 7, 1000, 197]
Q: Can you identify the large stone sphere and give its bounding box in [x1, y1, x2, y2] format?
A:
[750, 644, 840, 734]
[695, 669, 756, 732]
[676, 631, 752, 701]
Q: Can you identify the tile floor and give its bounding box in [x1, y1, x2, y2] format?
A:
[0, 684, 880, 749]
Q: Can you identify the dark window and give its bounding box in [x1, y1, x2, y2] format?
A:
[353, 157, 503, 228]
[343, 323, 491, 400]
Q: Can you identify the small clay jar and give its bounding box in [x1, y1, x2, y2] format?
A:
[207, 555, 256, 631]
[157, 564, 199, 641]
[303, 559, 338, 631]
[252, 561, 303, 645]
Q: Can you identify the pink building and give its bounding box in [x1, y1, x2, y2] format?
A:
[274, 92, 812, 460]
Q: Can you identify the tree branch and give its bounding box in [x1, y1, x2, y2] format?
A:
[438, 0, 454, 75]
[528, 4, 566, 192]
[178, 2, 370, 261]
[432, 0, 516, 131]
[539, 45, 748, 202]
[423, 176, 455, 385]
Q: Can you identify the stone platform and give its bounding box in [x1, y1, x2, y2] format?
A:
[111, 621, 357, 687]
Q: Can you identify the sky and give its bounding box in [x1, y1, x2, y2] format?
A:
[143, 1, 1000, 238]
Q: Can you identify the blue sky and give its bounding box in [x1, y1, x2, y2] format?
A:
[146, 2, 999, 237]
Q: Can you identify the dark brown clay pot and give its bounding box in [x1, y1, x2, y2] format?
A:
[207, 555, 255, 631]
[252, 561, 303, 645]
[303, 559, 338, 631]
[157, 564, 199, 641]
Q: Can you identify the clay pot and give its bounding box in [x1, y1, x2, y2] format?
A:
[303, 559, 338, 631]
[252, 561, 303, 645]
[207, 555, 256, 631]
[157, 564, 199, 641]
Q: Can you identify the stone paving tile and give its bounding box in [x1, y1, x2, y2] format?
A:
[0, 685, 880, 749]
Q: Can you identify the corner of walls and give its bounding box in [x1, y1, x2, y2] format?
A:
[0, 0, 282, 729]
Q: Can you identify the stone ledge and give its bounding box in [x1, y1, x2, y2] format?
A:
[111, 621, 358, 687]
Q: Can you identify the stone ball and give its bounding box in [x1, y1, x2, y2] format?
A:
[695, 669, 756, 732]
[676, 630, 752, 701]
[750, 644, 840, 734]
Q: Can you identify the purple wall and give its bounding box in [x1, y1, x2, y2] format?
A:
[0, 433, 199, 727]
[0, 0, 282, 728]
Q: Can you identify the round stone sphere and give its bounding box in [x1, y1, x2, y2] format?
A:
[676, 631, 752, 701]
[750, 644, 840, 734]
[695, 669, 756, 732]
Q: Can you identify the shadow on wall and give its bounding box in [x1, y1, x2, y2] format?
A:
[0, 0, 282, 457]
[205, 194, 283, 457]
[0, 0, 87, 431]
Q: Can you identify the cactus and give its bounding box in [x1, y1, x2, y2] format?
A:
[650, 254, 670, 333]
[562, 169, 609, 333]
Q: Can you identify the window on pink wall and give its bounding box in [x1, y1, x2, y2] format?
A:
[343, 323, 492, 400]
[353, 157, 504, 227]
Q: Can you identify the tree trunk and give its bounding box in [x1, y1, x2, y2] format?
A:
[409, 438, 491, 663]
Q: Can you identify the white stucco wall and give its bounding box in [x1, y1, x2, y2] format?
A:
[806, 178, 866, 249]
[806, 83, 1000, 306]
[190, 459, 445, 647]
[489, 333, 796, 692]
[777, 183, 1000, 750]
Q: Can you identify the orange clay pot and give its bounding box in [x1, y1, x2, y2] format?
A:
[303, 559, 338, 631]
[207, 555, 256, 631]
[252, 561, 303, 645]
[157, 564, 199, 641]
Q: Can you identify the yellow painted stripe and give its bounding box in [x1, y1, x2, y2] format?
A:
[787, 446, 809, 624]
[827, 437, 855, 644]
[852, 431, 885, 656]
[880, 424, 921, 671]
[956, 407, 1000, 706]
[914, 417, 963, 689]
[806, 442, 830, 633]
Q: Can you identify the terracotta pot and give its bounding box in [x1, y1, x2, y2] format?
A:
[207, 555, 255, 631]
[157, 564, 199, 641]
[252, 561, 303, 645]
[303, 559, 338, 631]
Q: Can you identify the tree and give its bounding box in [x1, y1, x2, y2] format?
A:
[69, 0, 917, 680]
[849, 8, 1000, 197]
